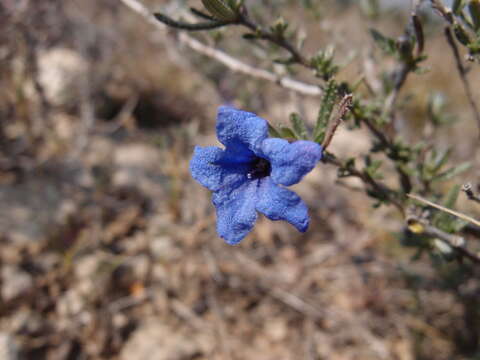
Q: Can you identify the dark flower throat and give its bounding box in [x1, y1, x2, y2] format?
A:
[247, 157, 271, 179]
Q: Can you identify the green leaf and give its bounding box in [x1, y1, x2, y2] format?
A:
[290, 113, 309, 140]
[453, 0, 468, 14]
[370, 28, 397, 56]
[270, 17, 289, 39]
[365, 156, 384, 179]
[313, 80, 337, 143]
[431, 148, 452, 174]
[444, 184, 461, 209]
[268, 123, 282, 138]
[432, 185, 463, 233]
[337, 157, 356, 177]
[243, 33, 259, 40]
[279, 126, 298, 140]
[310, 46, 339, 80]
[428, 92, 456, 126]
[201, 0, 238, 21]
[453, 24, 472, 46]
[434, 162, 471, 182]
[360, 0, 380, 18]
[469, 0, 480, 31]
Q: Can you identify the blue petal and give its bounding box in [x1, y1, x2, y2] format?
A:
[190, 146, 249, 191]
[261, 139, 322, 186]
[216, 106, 268, 156]
[212, 180, 259, 245]
[256, 178, 309, 232]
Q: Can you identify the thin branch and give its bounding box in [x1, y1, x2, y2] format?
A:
[407, 193, 480, 227]
[352, 110, 413, 193]
[323, 152, 405, 214]
[321, 94, 353, 150]
[238, 9, 311, 68]
[412, 13, 424, 57]
[119, 0, 322, 96]
[383, 11, 425, 122]
[444, 27, 480, 134]
[407, 215, 480, 264]
[462, 183, 480, 204]
[382, 58, 412, 120]
[430, 0, 454, 24]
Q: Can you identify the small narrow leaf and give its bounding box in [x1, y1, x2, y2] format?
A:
[313, 80, 337, 143]
[453, 0, 468, 14]
[279, 126, 298, 140]
[290, 113, 309, 139]
[453, 24, 471, 45]
[434, 162, 471, 182]
[469, 0, 480, 31]
[370, 28, 397, 56]
[433, 185, 462, 233]
[268, 123, 282, 138]
[201, 0, 238, 21]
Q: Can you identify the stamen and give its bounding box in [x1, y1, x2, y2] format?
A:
[247, 157, 271, 179]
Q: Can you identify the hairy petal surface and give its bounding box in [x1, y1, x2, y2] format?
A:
[190, 146, 249, 192]
[216, 106, 268, 155]
[256, 178, 309, 232]
[213, 180, 259, 245]
[261, 139, 322, 186]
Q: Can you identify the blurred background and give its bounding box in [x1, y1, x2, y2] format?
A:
[1, 0, 480, 359]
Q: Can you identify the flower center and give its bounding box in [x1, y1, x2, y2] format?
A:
[247, 157, 271, 179]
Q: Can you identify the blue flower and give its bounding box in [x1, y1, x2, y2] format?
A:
[190, 106, 322, 245]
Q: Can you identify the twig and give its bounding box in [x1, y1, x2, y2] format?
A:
[407, 215, 480, 264]
[238, 8, 311, 68]
[444, 27, 480, 134]
[412, 13, 424, 57]
[407, 193, 480, 227]
[119, 0, 321, 96]
[382, 44, 413, 121]
[321, 94, 353, 150]
[352, 110, 413, 193]
[462, 183, 480, 204]
[383, 11, 425, 123]
[323, 152, 405, 214]
[181, 32, 322, 96]
[430, 0, 454, 23]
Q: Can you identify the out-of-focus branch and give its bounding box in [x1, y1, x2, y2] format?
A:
[238, 9, 311, 68]
[407, 215, 480, 264]
[353, 109, 413, 194]
[408, 193, 480, 227]
[430, 0, 456, 23]
[462, 183, 480, 204]
[444, 27, 480, 134]
[119, 0, 322, 96]
[323, 152, 405, 215]
[182, 33, 322, 96]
